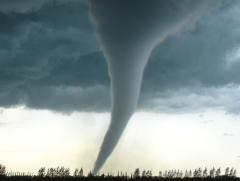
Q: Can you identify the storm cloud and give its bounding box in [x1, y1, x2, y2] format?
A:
[0, 0, 240, 116]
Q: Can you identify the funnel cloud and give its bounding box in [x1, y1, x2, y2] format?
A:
[88, 0, 225, 173]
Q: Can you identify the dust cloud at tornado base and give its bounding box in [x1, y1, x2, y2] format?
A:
[87, 0, 226, 174]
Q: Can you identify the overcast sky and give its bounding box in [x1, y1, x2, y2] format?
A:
[0, 0, 240, 176]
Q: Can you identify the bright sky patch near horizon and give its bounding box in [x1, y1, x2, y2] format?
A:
[0, 107, 240, 175]
[0, 0, 240, 177]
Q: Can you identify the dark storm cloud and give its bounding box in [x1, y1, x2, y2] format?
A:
[142, 2, 240, 92]
[0, 0, 49, 13]
[0, 1, 100, 95]
[0, 0, 81, 14]
[34, 52, 109, 88]
[0, 52, 111, 113]
[138, 1, 240, 114]
[0, 0, 240, 115]
[23, 85, 110, 114]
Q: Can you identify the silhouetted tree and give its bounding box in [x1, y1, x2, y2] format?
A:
[210, 167, 215, 178]
[176, 170, 180, 178]
[38, 167, 45, 177]
[233, 169, 237, 177]
[163, 171, 168, 178]
[45, 167, 69, 177]
[199, 168, 202, 177]
[230, 167, 234, 177]
[56, 167, 60, 176]
[216, 167, 221, 178]
[179, 170, 183, 178]
[203, 167, 208, 178]
[189, 170, 192, 177]
[193, 169, 198, 178]
[87, 171, 93, 177]
[142, 170, 146, 177]
[192, 168, 202, 178]
[168, 170, 172, 178]
[184, 170, 189, 178]
[74, 168, 79, 177]
[46, 168, 50, 177]
[64, 168, 70, 177]
[0, 164, 6, 176]
[79, 167, 84, 177]
[173, 170, 176, 178]
[146, 170, 152, 177]
[50, 168, 56, 178]
[133, 168, 140, 179]
[60, 167, 66, 177]
[225, 167, 229, 176]
[158, 171, 163, 178]
[158, 171, 162, 178]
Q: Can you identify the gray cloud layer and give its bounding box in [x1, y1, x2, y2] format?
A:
[0, 0, 81, 13]
[0, 0, 240, 115]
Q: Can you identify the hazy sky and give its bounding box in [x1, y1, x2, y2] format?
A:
[0, 0, 240, 176]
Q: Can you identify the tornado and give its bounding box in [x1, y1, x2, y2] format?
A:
[87, 0, 225, 174]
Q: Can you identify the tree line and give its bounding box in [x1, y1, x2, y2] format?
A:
[0, 163, 238, 180]
[133, 167, 237, 179]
